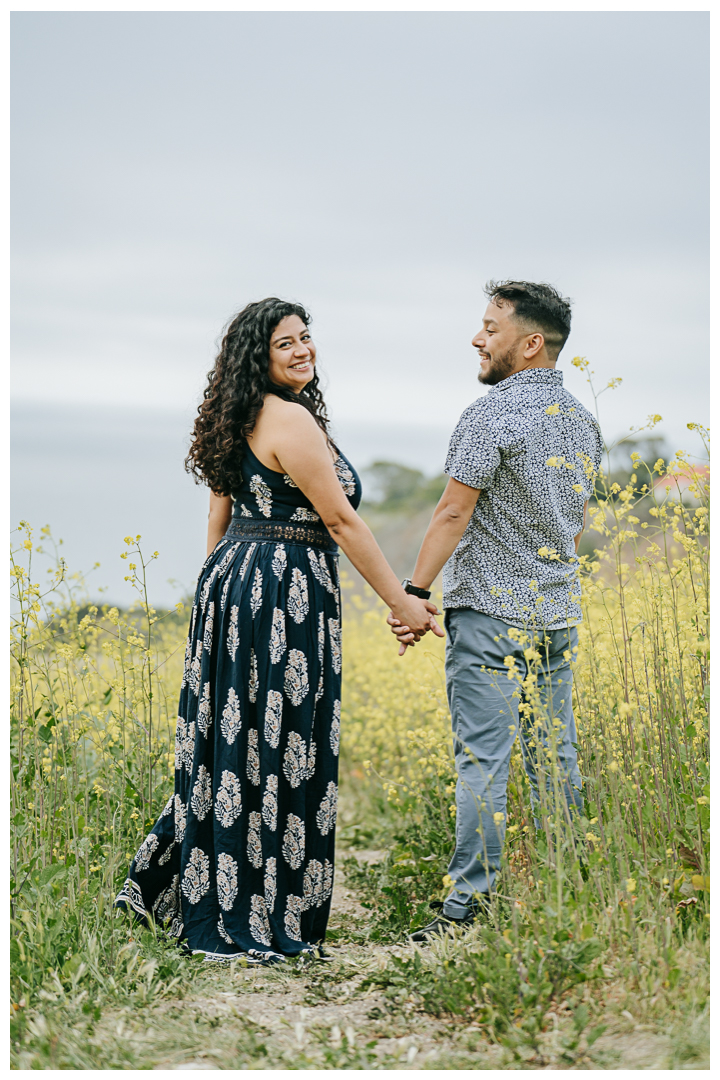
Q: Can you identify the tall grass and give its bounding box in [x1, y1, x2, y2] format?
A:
[339, 408, 709, 1056]
[10, 532, 191, 1037]
[9, 400, 709, 1065]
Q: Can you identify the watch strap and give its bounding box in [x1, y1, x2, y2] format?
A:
[401, 578, 431, 600]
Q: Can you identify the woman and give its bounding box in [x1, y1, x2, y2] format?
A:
[116, 298, 440, 963]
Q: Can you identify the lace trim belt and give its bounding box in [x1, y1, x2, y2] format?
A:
[225, 518, 338, 553]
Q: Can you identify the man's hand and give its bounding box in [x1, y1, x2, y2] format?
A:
[387, 608, 443, 656]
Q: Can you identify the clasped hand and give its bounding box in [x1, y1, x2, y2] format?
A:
[387, 594, 444, 657]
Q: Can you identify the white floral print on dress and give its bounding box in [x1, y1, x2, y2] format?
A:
[250, 474, 273, 518]
[190, 764, 213, 821]
[316, 781, 338, 836]
[246, 728, 260, 786]
[202, 601, 214, 652]
[215, 769, 243, 827]
[290, 507, 320, 522]
[188, 640, 202, 696]
[315, 613, 325, 704]
[238, 543, 256, 581]
[181, 847, 210, 904]
[288, 568, 309, 624]
[328, 618, 342, 675]
[175, 716, 195, 774]
[220, 686, 242, 744]
[322, 859, 334, 903]
[199, 569, 217, 615]
[264, 857, 277, 913]
[249, 648, 259, 702]
[282, 813, 305, 869]
[305, 740, 317, 781]
[302, 859, 324, 908]
[217, 913, 234, 944]
[153, 873, 182, 934]
[197, 683, 212, 737]
[174, 794, 187, 842]
[217, 852, 239, 911]
[284, 649, 309, 705]
[269, 608, 286, 664]
[264, 691, 282, 748]
[250, 567, 263, 617]
[285, 894, 304, 941]
[282, 731, 308, 789]
[334, 456, 356, 496]
[307, 549, 333, 592]
[158, 842, 175, 867]
[134, 832, 159, 871]
[181, 606, 197, 690]
[249, 894, 272, 945]
[262, 774, 278, 831]
[227, 606, 240, 661]
[220, 573, 231, 612]
[330, 699, 341, 755]
[271, 544, 287, 579]
[247, 811, 263, 868]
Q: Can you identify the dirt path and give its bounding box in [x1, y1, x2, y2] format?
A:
[143, 853, 501, 1071]
[81, 853, 692, 1070]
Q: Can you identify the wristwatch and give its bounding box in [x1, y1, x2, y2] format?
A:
[401, 578, 431, 600]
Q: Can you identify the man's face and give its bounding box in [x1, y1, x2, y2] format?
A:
[472, 300, 525, 386]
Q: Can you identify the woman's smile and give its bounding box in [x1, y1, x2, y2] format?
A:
[268, 314, 317, 390]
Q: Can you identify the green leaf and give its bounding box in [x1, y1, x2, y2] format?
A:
[586, 1023, 608, 1047]
[38, 862, 67, 887]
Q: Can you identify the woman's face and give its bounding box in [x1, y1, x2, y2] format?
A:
[267, 315, 316, 393]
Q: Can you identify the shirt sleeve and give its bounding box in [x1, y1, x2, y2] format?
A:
[444, 404, 501, 490]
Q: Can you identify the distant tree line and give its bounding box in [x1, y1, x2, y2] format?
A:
[360, 461, 448, 513]
[362, 435, 674, 515]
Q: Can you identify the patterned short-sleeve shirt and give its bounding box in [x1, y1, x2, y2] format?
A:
[442, 368, 603, 630]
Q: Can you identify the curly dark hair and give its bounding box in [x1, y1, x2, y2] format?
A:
[484, 280, 572, 359]
[185, 298, 333, 495]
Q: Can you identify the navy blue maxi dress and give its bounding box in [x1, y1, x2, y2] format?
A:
[116, 445, 361, 962]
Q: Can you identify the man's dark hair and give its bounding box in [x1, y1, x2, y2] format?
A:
[484, 280, 572, 360]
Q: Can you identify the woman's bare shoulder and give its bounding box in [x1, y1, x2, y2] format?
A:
[260, 395, 318, 429]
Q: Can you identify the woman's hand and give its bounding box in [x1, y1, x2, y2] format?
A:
[387, 599, 443, 656]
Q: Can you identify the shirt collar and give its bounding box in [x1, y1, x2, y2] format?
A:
[490, 367, 564, 393]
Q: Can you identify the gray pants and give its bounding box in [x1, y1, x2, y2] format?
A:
[443, 609, 583, 918]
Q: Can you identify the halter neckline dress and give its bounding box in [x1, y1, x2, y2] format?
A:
[116, 442, 361, 963]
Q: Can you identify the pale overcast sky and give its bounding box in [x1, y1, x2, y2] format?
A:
[11, 11, 709, 603]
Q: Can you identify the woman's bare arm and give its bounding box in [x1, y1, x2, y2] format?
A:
[207, 492, 232, 557]
[266, 401, 443, 640]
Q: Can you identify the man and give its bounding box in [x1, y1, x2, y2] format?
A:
[391, 280, 604, 939]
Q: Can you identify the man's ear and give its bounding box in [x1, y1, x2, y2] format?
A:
[524, 333, 545, 360]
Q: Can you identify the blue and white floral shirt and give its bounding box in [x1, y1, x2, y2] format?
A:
[442, 368, 603, 629]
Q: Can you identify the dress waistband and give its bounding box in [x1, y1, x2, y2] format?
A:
[225, 518, 338, 553]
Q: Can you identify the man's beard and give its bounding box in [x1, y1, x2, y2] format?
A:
[477, 343, 519, 386]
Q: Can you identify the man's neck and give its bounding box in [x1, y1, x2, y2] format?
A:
[502, 360, 557, 382]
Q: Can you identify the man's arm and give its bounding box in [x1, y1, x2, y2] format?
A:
[389, 477, 479, 653]
[408, 477, 481, 589]
[394, 476, 480, 633]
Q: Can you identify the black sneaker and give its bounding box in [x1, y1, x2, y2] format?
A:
[409, 901, 476, 942]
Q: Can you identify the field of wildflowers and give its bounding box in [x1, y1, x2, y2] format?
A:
[10, 382, 709, 1067]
